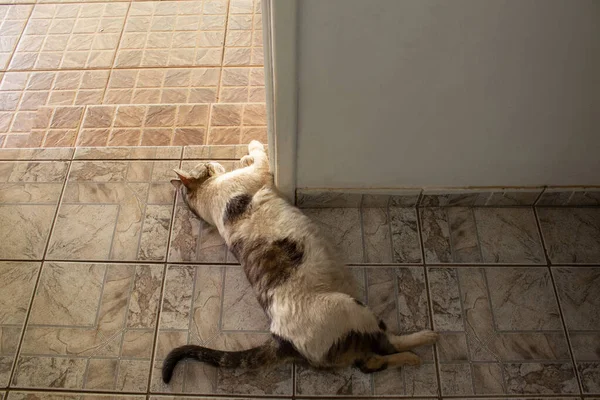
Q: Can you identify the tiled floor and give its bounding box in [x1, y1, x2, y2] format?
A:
[0, 0, 266, 148]
[1, 148, 600, 399]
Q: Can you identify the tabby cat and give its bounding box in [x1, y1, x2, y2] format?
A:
[163, 141, 438, 383]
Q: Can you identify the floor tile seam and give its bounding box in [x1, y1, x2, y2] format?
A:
[144, 157, 180, 390]
[418, 211, 443, 399]
[102, 1, 131, 104]
[547, 266, 585, 395]
[2, 3, 34, 74]
[15, 352, 152, 362]
[5, 157, 73, 387]
[532, 207, 584, 394]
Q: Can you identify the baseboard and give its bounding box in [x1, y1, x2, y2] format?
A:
[296, 187, 600, 208]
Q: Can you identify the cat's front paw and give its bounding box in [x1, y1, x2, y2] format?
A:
[248, 140, 265, 153]
[240, 155, 254, 167]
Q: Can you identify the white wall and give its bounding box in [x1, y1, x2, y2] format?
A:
[295, 0, 600, 189]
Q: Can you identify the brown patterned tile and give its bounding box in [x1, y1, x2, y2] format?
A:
[12, 262, 164, 391]
[0, 5, 32, 70]
[428, 266, 577, 395]
[0, 161, 69, 259]
[114, 1, 225, 68]
[421, 207, 545, 264]
[79, 104, 210, 147]
[219, 67, 265, 103]
[389, 207, 422, 263]
[553, 267, 600, 394]
[150, 264, 292, 395]
[223, 0, 262, 66]
[303, 208, 363, 263]
[0, 262, 39, 388]
[9, 393, 145, 400]
[46, 160, 177, 261]
[9, 4, 128, 70]
[105, 68, 219, 104]
[538, 208, 600, 264]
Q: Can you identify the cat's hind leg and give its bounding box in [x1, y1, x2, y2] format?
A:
[355, 352, 421, 373]
[387, 330, 439, 352]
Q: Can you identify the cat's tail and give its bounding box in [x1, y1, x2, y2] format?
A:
[162, 337, 295, 383]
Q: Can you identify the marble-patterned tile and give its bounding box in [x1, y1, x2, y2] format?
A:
[46, 160, 178, 261]
[553, 267, 600, 394]
[0, 161, 69, 259]
[0, 148, 73, 160]
[295, 189, 362, 208]
[419, 190, 490, 207]
[303, 208, 363, 264]
[295, 366, 371, 396]
[12, 262, 164, 391]
[0, 5, 32, 70]
[182, 145, 249, 160]
[295, 266, 436, 396]
[538, 187, 600, 206]
[0, 262, 39, 388]
[104, 68, 219, 104]
[221, 267, 269, 332]
[9, 4, 128, 71]
[428, 266, 577, 395]
[474, 208, 545, 264]
[219, 67, 265, 103]
[538, 208, 600, 264]
[151, 264, 292, 395]
[223, 0, 263, 67]
[151, 397, 284, 400]
[74, 146, 182, 160]
[8, 393, 145, 400]
[361, 207, 393, 263]
[114, 1, 225, 68]
[420, 207, 481, 264]
[389, 207, 422, 263]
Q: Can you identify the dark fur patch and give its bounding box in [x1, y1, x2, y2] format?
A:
[273, 334, 304, 361]
[378, 319, 387, 331]
[223, 194, 252, 223]
[325, 330, 396, 363]
[229, 236, 304, 310]
[354, 299, 365, 306]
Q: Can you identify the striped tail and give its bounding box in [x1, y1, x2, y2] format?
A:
[162, 338, 286, 383]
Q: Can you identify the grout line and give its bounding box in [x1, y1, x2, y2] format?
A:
[547, 266, 585, 396]
[533, 206, 585, 395]
[422, 267, 443, 400]
[416, 207, 443, 399]
[5, 158, 73, 387]
[144, 159, 181, 390]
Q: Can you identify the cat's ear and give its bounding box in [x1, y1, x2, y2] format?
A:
[173, 169, 192, 188]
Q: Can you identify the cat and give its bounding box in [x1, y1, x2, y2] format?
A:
[163, 140, 438, 383]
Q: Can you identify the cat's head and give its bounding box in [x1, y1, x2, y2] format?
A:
[170, 161, 226, 220]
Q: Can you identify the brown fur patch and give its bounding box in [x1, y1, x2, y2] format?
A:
[223, 193, 252, 223]
[230, 237, 304, 309]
